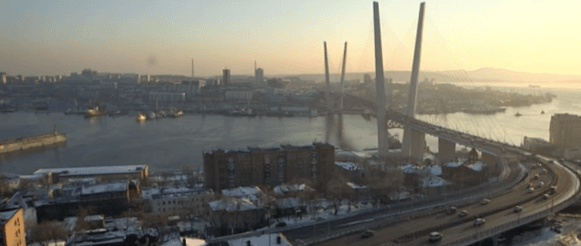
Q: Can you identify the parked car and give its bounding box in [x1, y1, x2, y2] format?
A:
[514, 206, 523, 213]
[429, 232, 443, 242]
[458, 210, 468, 217]
[361, 230, 375, 239]
[474, 218, 486, 227]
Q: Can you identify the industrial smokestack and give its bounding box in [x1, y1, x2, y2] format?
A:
[373, 1, 389, 158]
[340, 42, 348, 111]
[324, 41, 331, 109]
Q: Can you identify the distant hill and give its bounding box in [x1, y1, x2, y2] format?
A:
[273, 68, 581, 84]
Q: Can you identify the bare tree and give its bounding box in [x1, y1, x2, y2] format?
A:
[75, 206, 97, 232]
[141, 212, 171, 242]
[181, 165, 196, 188]
[0, 173, 14, 197]
[30, 220, 68, 245]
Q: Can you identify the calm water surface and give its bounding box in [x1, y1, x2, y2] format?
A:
[1, 85, 581, 174]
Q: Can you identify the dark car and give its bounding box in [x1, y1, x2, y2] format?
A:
[361, 230, 375, 239]
[276, 222, 287, 227]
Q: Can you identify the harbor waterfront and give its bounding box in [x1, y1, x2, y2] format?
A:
[1, 85, 580, 175]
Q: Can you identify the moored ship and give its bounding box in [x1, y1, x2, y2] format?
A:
[85, 101, 108, 118]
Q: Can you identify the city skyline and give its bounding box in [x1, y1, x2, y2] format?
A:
[2, 0, 581, 77]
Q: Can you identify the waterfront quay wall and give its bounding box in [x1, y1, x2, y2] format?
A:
[0, 133, 67, 154]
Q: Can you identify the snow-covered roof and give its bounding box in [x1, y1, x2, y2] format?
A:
[444, 162, 461, 168]
[273, 184, 311, 195]
[34, 164, 148, 177]
[141, 188, 161, 199]
[401, 164, 422, 174]
[0, 209, 18, 224]
[81, 182, 126, 195]
[275, 197, 302, 209]
[228, 233, 292, 246]
[209, 198, 260, 212]
[221, 186, 262, 204]
[421, 176, 449, 187]
[335, 162, 361, 171]
[161, 239, 184, 246]
[84, 215, 104, 222]
[426, 165, 442, 176]
[19, 174, 45, 180]
[467, 161, 487, 172]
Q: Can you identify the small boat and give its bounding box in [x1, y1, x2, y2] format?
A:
[170, 108, 184, 118]
[137, 114, 147, 122]
[515, 112, 522, 117]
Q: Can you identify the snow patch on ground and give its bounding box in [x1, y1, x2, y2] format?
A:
[513, 216, 581, 246]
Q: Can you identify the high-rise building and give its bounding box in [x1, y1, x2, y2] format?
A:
[550, 113, 581, 150]
[222, 69, 231, 86]
[141, 74, 150, 83]
[0, 208, 25, 246]
[0, 72, 6, 84]
[203, 143, 335, 193]
[364, 74, 373, 84]
[255, 68, 264, 84]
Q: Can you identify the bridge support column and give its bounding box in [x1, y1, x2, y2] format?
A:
[492, 235, 500, 246]
[438, 138, 456, 164]
[402, 127, 426, 161]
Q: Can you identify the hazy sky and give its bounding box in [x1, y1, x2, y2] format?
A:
[2, 0, 581, 77]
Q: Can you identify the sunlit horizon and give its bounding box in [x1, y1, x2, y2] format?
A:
[2, 0, 581, 78]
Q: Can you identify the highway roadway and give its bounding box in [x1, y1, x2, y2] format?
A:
[282, 154, 524, 245]
[403, 156, 579, 246]
[314, 160, 556, 246]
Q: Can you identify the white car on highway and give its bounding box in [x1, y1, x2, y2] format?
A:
[537, 182, 544, 188]
[480, 199, 490, 205]
[527, 187, 535, 193]
[543, 193, 550, 200]
[513, 206, 523, 213]
[429, 232, 443, 242]
[474, 218, 486, 227]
